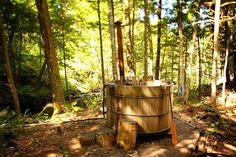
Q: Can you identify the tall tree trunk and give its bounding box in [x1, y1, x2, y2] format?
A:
[131, 0, 136, 75]
[222, 6, 230, 105]
[148, 18, 153, 77]
[36, 0, 65, 114]
[177, 0, 185, 98]
[144, 0, 148, 80]
[8, 32, 17, 78]
[97, 0, 105, 117]
[0, 16, 21, 114]
[125, 0, 135, 76]
[185, 0, 199, 101]
[39, 38, 42, 67]
[233, 11, 236, 84]
[162, 24, 167, 80]
[155, 0, 162, 80]
[108, 0, 117, 80]
[234, 52, 236, 83]
[185, 0, 200, 100]
[211, 0, 221, 108]
[62, 28, 69, 100]
[60, 2, 69, 100]
[171, 50, 174, 81]
[198, 34, 202, 97]
[18, 29, 23, 83]
[38, 59, 47, 81]
[184, 39, 188, 93]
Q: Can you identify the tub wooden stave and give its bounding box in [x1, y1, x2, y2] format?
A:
[106, 84, 171, 134]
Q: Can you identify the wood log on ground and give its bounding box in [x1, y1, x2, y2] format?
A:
[95, 128, 116, 147]
[116, 119, 137, 150]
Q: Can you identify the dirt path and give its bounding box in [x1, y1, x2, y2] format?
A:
[1, 108, 235, 157]
[1, 113, 198, 157]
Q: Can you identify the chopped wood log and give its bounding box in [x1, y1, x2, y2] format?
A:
[117, 119, 137, 150]
[95, 128, 116, 147]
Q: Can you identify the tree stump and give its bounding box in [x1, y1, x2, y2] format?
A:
[96, 128, 116, 147]
[117, 119, 137, 150]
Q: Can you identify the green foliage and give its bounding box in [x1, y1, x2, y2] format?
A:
[59, 146, 69, 157]
[65, 94, 102, 112]
[0, 0, 234, 115]
[83, 94, 102, 111]
[18, 86, 50, 98]
[0, 109, 24, 146]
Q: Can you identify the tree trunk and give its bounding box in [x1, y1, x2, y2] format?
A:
[108, 0, 118, 80]
[38, 59, 47, 81]
[222, 6, 230, 105]
[171, 50, 174, 81]
[185, 0, 199, 101]
[131, 0, 136, 75]
[0, 16, 21, 114]
[62, 28, 69, 99]
[233, 12, 236, 84]
[125, 0, 135, 77]
[155, 0, 162, 80]
[162, 24, 167, 80]
[211, 0, 221, 108]
[59, 2, 69, 100]
[148, 18, 153, 77]
[98, 0, 105, 117]
[177, 0, 185, 98]
[18, 29, 23, 83]
[144, 0, 148, 80]
[36, 0, 65, 114]
[198, 34, 202, 97]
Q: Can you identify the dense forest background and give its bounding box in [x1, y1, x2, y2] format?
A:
[0, 0, 236, 114]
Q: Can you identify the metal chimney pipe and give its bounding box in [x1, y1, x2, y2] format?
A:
[115, 21, 125, 83]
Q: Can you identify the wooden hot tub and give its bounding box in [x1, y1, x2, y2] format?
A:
[105, 82, 172, 134]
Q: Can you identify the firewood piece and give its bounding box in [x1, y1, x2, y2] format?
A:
[117, 119, 137, 150]
[96, 128, 116, 147]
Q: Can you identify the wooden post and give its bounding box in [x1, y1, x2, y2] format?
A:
[117, 119, 137, 150]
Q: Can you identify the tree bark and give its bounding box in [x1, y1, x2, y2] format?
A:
[155, 0, 162, 80]
[108, 0, 118, 80]
[18, 28, 23, 83]
[211, 0, 221, 108]
[222, 27, 229, 105]
[125, 0, 135, 77]
[131, 0, 136, 75]
[197, 34, 202, 97]
[185, 0, 199, 101]
[36, 0, 65, 114]
[185, 0, 200, 100]
[144, 0, 148, 80]
[177, 0, 185, 98]
[0, 16, 21, 114]
[148, 16, 153, 77]
[98, 0, 105, 117]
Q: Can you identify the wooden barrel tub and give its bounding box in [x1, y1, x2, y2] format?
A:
[105, 82, 172, 134]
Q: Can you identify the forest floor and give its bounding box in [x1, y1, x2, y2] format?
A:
[1, 98, 236, 157]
